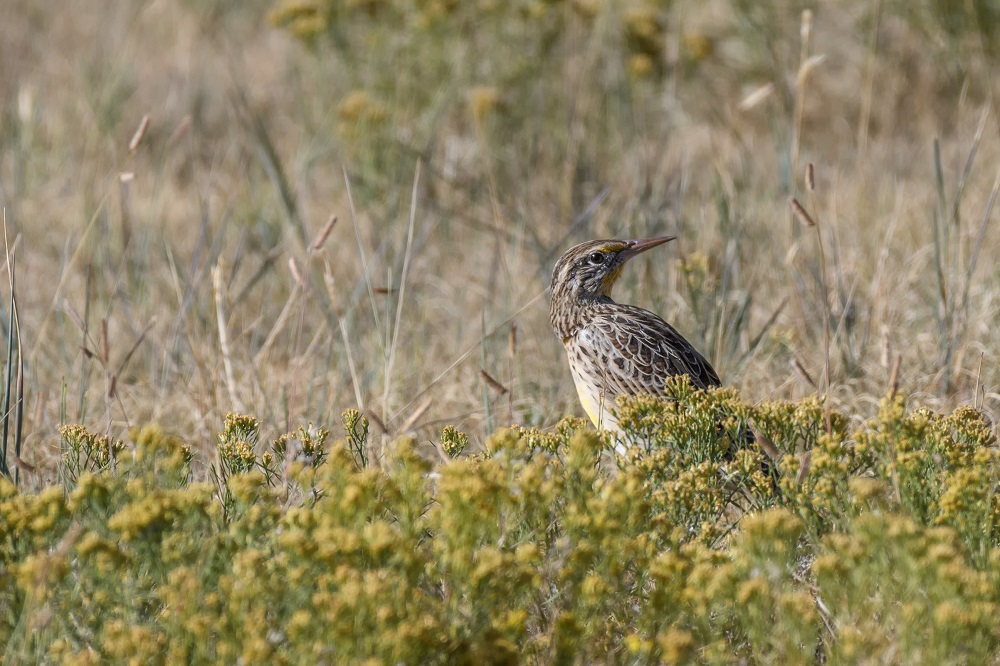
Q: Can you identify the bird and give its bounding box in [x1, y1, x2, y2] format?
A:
[549, 237, 721, 439]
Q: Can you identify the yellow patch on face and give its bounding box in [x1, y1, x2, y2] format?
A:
[599, 263, 625, 296]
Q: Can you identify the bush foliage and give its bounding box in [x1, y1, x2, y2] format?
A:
[3, 381, 999, 664]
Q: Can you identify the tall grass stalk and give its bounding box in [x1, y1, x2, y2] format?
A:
[212, 262, 241, 411]
[930, 108, 991, 394]
[0, 218, 23, 485]
[344, 167, 386, 363]
[0, 256, 12, 481]
[383, 163, 421, 424]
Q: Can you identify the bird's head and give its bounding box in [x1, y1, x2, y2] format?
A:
[550, 236, 676, 302]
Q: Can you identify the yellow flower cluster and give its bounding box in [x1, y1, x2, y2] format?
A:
[4, 392, 1000, 661]
[439, 425, 468, 458]
[59, 424, 125, 481]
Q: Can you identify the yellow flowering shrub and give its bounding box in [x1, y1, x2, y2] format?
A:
[2, 392, 1000, 662]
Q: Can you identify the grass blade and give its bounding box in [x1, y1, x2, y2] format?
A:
[384, 162, 421, 420]
[0, 253, 14, 481]
[13, 294, 22, 487]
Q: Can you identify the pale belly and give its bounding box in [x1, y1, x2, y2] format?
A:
[567, 356, 620, 433]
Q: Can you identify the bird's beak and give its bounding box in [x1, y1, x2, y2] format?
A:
[621, 236, 676, 261]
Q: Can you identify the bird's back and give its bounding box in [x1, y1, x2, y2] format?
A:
[563, 301, 720, 431]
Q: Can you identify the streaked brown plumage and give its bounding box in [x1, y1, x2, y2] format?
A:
[549, 237, 720, 434]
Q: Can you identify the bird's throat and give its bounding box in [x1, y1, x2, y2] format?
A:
[599, 265, 625, 297]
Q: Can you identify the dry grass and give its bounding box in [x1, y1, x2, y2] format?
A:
[1, 0, 999, 477]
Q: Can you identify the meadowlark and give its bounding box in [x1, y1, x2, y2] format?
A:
[549, 237, 720, 436]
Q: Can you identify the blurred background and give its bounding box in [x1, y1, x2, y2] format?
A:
[1, 0, 999, 463]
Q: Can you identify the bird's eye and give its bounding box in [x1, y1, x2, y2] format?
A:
[587, 252, 606, 265]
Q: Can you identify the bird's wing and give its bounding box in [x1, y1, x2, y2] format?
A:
[586, 305, 721, 397]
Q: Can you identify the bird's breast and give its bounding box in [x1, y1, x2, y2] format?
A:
[566, 333, 619, 431]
